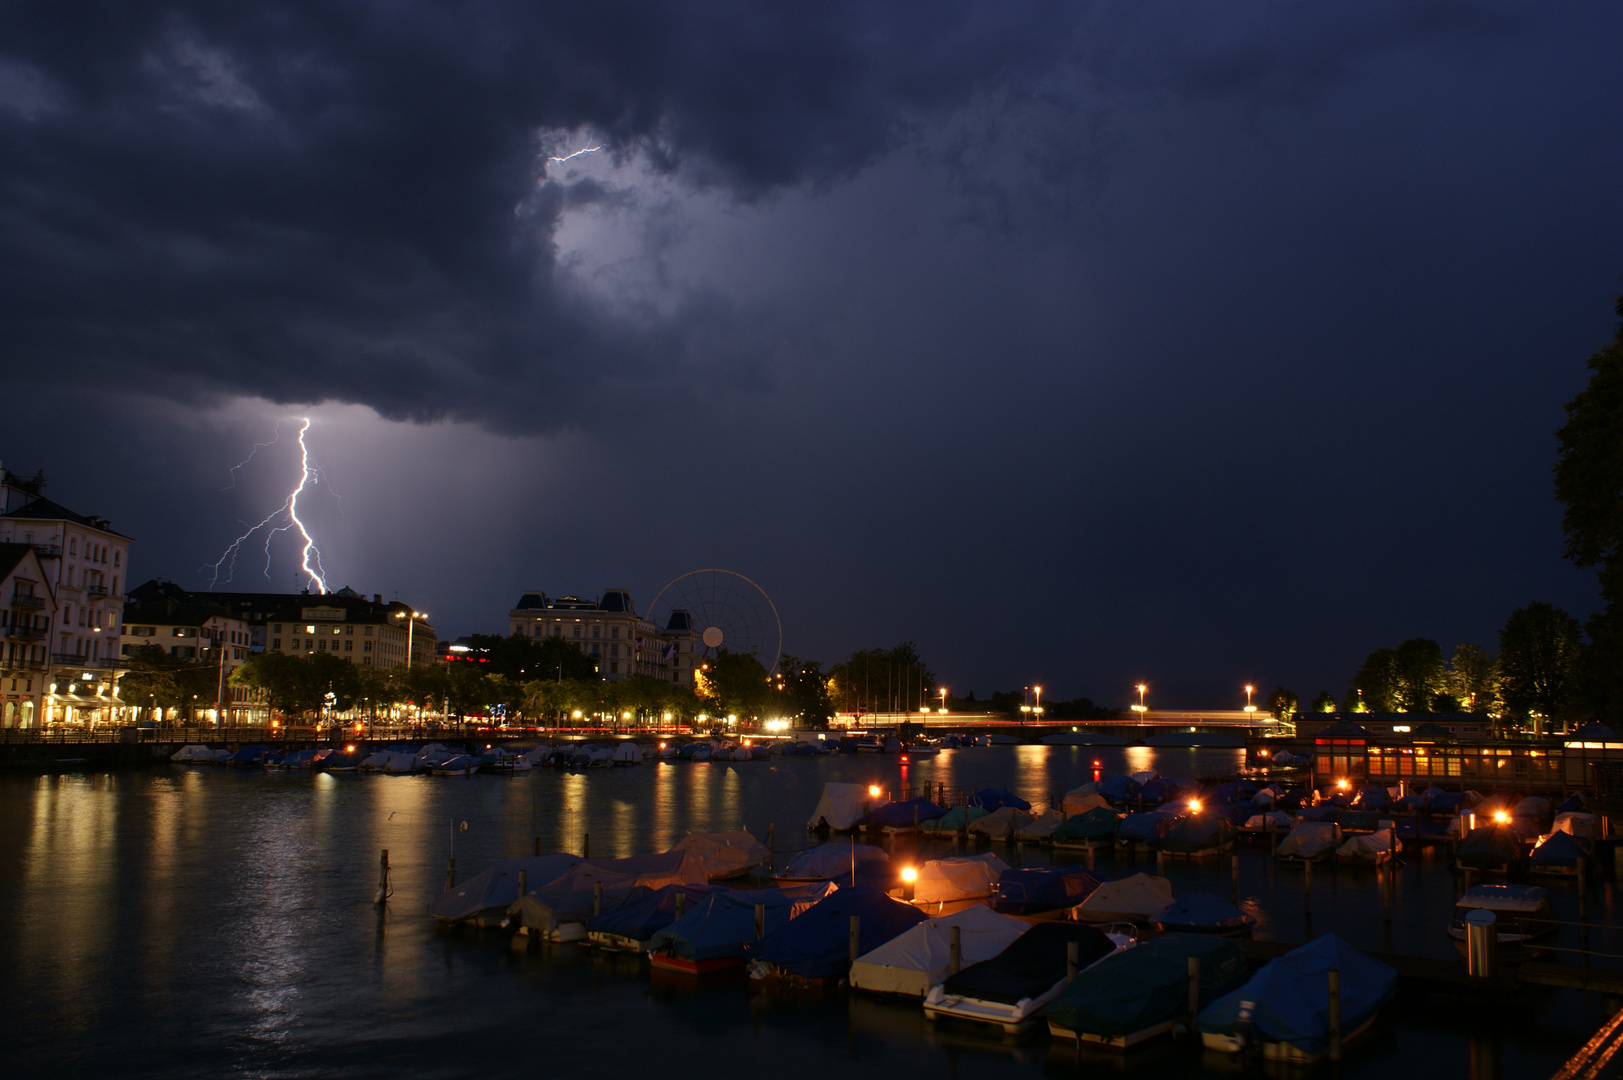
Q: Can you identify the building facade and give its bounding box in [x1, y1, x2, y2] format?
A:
[129, 581, 437, 670]
[0, 465, 132, 727]
[507, 589, 697, 685]
[0, 543, 57, 727]
[120, 598, 257, 721]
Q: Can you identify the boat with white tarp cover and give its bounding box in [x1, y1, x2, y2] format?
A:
[850, 904, 1031, 998]
[923, 921, 1127, 1034]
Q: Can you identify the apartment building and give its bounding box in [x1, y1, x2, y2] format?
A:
[0, 543, 56, 727]
[507, 589, 698, 685]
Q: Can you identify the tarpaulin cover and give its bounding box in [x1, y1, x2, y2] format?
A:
[1273, 789, 1312, 813]
[969, 806, 1034, 839]
[1456, 883, 1550, 913]
[940, 922, 1114, 1005]
[1554, 812, 1601, 839]
[1099, 774, 1143, 803]
[226, 744, 271, 765]
[1333, 810, 1381, 833]
[1427, 791, 1469, 813]
[993, 865, 1101, 915]
[1243, 811, 1296, 832]
[780, 841, 889, 883]
[1161, 814, 1234, 854]
[1395, 816, 1445, 840]
[1207, 781, 1258, 803]
[969, 788, 1032, 813]
[1052, 807, 1118, 843]
[584, 883, 729, 944]
[921, 806, 988, 834]
[512, 851, 709, 929]
[807, 782, 872, 831]
[1073, 873, 1174, 923]
[649, 887, 795, 960]
[427, 854, 583, 922]
[1531, 830, 1590, 870]
[1297, 805, 1337, 823]
[914, 853, 1010, 903]
[1151, 892, 1256, 933]
[1062, 791, 1112, 815]
[1559, 793, 1589, 815]
[1352, 786, 1389, 811]
[1045, 933, 1247, 1037]
[745, 885, 927, 980]
[863, 797, 946, 829]
[1457, 826, 1525, 870]
[668, 831, 771, 879]
[1141, 778, 1197, 805]
[1514, 796, 1551, 818]
[1198, 934, 1397, 1057]
[1275, 822, 1341, 860]
[1015, 809, 1066, 840]
[170, 744, 214, 762]
[1118, 812, 1176, 844]
[850, 903, 1030, 997]
[1337, 830, 1399, 863]
[510, 882, 646, 933]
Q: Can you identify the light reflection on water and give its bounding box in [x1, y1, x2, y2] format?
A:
[0, 747, 1609, 1080]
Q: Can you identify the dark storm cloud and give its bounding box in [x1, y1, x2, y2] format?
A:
[0, 0, 1511, 432]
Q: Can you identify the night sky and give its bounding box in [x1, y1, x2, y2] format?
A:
[4, 2, 1621, 707]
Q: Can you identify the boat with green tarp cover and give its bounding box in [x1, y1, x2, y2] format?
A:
[1045, 933, 1247, 1048]
[1051, 807, 1118, 850]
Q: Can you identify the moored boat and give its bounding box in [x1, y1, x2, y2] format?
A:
[1046, 933, 1247, 1049]
[1448, 884, 1555, 945]
[923, 922, 1124, 1034]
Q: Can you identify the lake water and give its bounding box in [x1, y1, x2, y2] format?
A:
[0, 745, 1610, 1079]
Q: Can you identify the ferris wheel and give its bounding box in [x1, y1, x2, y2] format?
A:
[647, 569, 782, 675]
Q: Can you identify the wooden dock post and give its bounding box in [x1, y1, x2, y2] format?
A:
[1087, 844, 1095, 871]
[1157, 850, 1166, 876]
[445, 857, 456, 892]
[849, 915, 861, 963]
[948, 925, 962, 975]
[1067, 940, 1080, 981]
[583, 832, 590, 859]
[533, 836, 540, 857]
[754, 903, 766, 940]
[593, 881, 603, 917]
[1327, 969, 1342, 1062]
[1188, 956, 1201, 1033]
[374, 849, 391, 905]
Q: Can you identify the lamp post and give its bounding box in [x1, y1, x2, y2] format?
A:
[1034, 685, 1042, 720]
[394, 609, 427, 669]
[939, 687, 947, 713]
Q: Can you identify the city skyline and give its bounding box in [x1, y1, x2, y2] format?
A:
[4, 4, 1622, 706]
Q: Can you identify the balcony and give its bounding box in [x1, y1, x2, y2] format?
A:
[50, 655, 121, 671]
[0, 656, 48, 672]
[30, 543, 60, 558]
[84, 583, 108, 597]
[7, 625, 45, 641]
[10, 593, 44, 610]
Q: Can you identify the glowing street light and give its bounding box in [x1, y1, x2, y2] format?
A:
[394, 609, 428, 669]
[1131, 683, 1148, 714]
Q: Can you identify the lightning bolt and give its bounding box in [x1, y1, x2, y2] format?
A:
[224, 420, 283, 490]
[548, 145, 601, 164]
[206, 417, 329, 593]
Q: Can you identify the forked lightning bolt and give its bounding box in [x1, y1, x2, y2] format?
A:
[207, 418, 329, 593]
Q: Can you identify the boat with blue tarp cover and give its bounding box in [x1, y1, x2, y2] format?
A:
[863, 797, 946, 833]
[427, 853, 583, 925]
[1199, 933, 1397, 1064]
[1116, 811, 1176, 850]
[968, 788, 1031, 812]
[647, 884, 835, 975]
[585, 883, 729, 949]
[776, 841, 889, 885]
[225, 744, 272, 767]
[920, 805, 988, 834]
[745, 885, 927, 984]
[1051, 807, 1118, 850]
[924, 921, 1125, 1034]
[1097, 774, 1142, 804]
[992, 865, 1100, 916]
[1150, 892, 1256, 936]
[1456, 824, 1526, 875]
[1160, 813, 1235, 857]
[1530, 830, 1592, 877]
[1045, 933, 1247, 1048]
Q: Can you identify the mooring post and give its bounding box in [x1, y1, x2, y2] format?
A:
[1188, 955, 1201, 1033]
[445, 857, 456, 892]
[583, 833, 590, 859]
[948, 925, 962, 975]
[1327, 969, 1342, 1062]
[1066, 940, 1080, 981]
[754, 902, 766, 941]
[593, 881, 603, 917]
[1087, 843, 1096, 871]
[849, 915, 861, 963]
[533, 836, 540, 857]
[1466, 909, 1497, 978]
[674, 892, 685, 919]
[374, 849, 390, 905]
[1157, 850, 1166, 876]
[518, 868, 528, 900]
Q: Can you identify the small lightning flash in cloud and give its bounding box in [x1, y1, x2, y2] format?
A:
[224, 419, 283, 490]
[207, 418, 329, 593]
[548, 145, 601, 164]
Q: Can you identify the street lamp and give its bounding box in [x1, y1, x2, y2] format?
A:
[394, 610, 427, 669]
[1243, 684, 1258, 715]
[939, 687, 947, 713]
[1131, 683, 1148, 714]
[1034, 685, 1042, 718]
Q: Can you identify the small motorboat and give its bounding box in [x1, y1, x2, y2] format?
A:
[1071, 873, 1174, 925]
[923, 922, 1126, 1034]
[1149, 892, 1256, 937]
[169, 744, 215, 763]
[1199, 933, 1396, 1063]
[666, 830, 771, 880]
[1115, 811, 1176, 851]
[1530, 831, 1591, 877]
[1456, 824, 1526, 876]
[851, 903, 1030, 998]
[912, 853, 1010, 905]
[431, 755, 480, 777]
[992, 865, 1100, 917]
[1448, 884, 1555, 946]
[1274, 822, 1342, 865]
[745, 885, 926, 986]
[1337, 825, 1400, 865]
[775, 841, 888, 885]
[586, 883, 728, 950]
[1160, 813, 1236, 858]
[1051, 807, 1118, 851]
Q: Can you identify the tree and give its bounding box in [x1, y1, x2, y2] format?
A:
[695, 648, 773, 721]
[1555, 294, 1623, 722]
[775, 655, 834, 726]
[464, 632, 598, 682]
[1445, 643, 1496, 714]
[120, 643, 220, 717]
[826, 644, 935, 715]
[1391, 639, 1445, 712]
[1350, 648, 1398, 712]
[1310, 690, 1337, 713]
[1265, 687, 1299, 726]
[1497, 602, 1584, 730]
